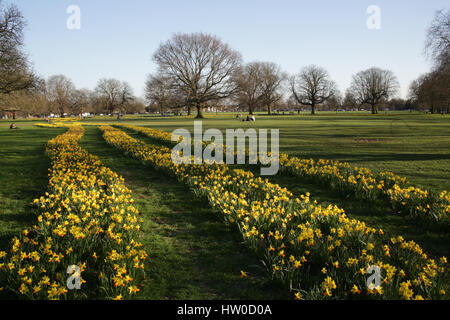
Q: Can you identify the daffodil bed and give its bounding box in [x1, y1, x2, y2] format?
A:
[278, 156, 450, 223]
[0, 126, 147, 299]
[117, 124, 449, 224]
[99, 125, 448, 300]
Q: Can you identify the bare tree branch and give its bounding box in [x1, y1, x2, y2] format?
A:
[291, 65, 336, 115]
[153, 33, 242, 118]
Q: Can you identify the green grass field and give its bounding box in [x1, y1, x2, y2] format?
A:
[0, 112, 449, 299]
[56, 111, 450, 190]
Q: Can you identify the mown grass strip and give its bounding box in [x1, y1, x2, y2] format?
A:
[79, 125, 290, 300]
[0, 126, 65, 250]
[0, 126, 147, 300]
[99, 125, 448, 300]
[119, 124, 450, 225]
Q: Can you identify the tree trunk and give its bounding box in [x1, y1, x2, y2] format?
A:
[311, 103, 316, 115]
[187, 105, 191, 116]
[195, 104, 204, 118]
[371, 104, 378, 114]
[268, 104, 272, 115]
[249, 105, 253, 115]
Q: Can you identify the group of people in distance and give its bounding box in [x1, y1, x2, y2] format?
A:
[236, 114, 256, 122]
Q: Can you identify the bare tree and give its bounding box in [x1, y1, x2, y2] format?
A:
[425, 9, 450, 67]
[70, 88, 92, 115]
[236, 62, 266, 115]
[120, 82, 134, 113]
[348, 67, 399, 114]
[0, 88, 47, 118]
[410, 70, 449, 114]
[287, 93, 302, 113]
[343, 89, 361, 110]
[260, 62, 286, 115]
[408, 75, 425, 107]
[126, 97, 146, 114]
[94, 78, 134, 115]
[0, 1, 35, 95]
[153, 32, 242, 118]
[327, 89, 343, 111]
[290, 65, 336, 115]
[145, 72, 182, 116]
[421, 9, 450, 114]
[387, 98, 406, 111]
[46, 75, 76, 117]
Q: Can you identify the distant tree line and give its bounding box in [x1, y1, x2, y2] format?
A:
[0, 73, 146, 119]
[145, 9, 449, 116]
[1, 2, 448, 118]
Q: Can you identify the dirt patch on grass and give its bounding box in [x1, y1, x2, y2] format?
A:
[352, 138, 391, 143]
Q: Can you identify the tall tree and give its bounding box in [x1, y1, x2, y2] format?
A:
[343, 89, 362, 111]
[94, 78, 134, 114]
[348, 67, 399, 114]
[153, 32, 242, 118]
[420, 9, 450, 114]
[290, 65, 336, 115]
[327, 89, 343, 111]
[0, 1, 35, 95]
[409, 70, 449, 114]
[145, 72, 183, 116]
[260, 62, 286, 115]
[425, 9, 450, 67]
[236, 62, 266, 115]
[46, 75, 76, 117]
[70, 88, 92, 116]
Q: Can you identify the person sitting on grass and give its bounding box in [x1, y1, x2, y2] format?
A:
[10, 123, 19, 129]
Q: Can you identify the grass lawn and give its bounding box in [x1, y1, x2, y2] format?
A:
[0, 112, 448, 299]
[122, 123, 450, 259]
[0, 123, 65, 249]
[82, 111, 450, 191]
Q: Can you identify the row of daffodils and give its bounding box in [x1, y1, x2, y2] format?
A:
[0, 126, 147, 299]
[99, 125, 448, 300]
[278, 156, 450, 223]
[118, 124, 449, 224]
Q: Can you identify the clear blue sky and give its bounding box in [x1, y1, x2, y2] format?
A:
[12, 0, 449, 99]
